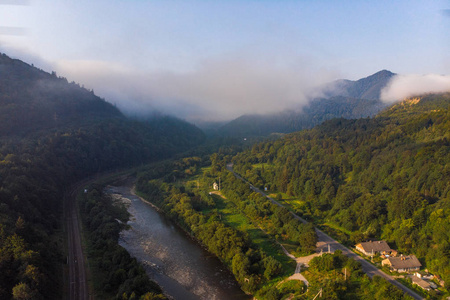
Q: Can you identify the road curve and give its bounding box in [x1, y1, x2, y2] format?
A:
[226, 164, 424, 300]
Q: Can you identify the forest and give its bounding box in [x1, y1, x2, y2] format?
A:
[0, 53, 205, 299]
[230, 93, 450, 293]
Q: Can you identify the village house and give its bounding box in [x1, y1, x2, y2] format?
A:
[412, 273, 438, 291]
[213, 182, 219, 190]
[355, 240, 393, 256]
[382, 255, 422, 273]
[411, 275, 431, 291]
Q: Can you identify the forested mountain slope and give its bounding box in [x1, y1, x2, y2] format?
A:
[231, 93, 450, 286]
[0, 53, 205, 299]
[0, 53, 124, 136]
[218, 70, 394, 137]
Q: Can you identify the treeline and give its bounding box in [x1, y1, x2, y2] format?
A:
[231, 93, 450, 287]
[79, 184, 166, 299]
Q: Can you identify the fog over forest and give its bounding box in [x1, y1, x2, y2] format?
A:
[20, 52, 450, 123]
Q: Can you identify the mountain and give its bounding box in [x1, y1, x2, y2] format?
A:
[218, 70, 396, 137]
[0, 53, 204, 299]
[322, 69, 395, 100]
[0, 52, 205, 152]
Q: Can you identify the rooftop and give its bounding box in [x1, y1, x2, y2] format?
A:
[411, 275, 432, 290]
[357, 240, 391, 253]
[385, 255, 422, 269]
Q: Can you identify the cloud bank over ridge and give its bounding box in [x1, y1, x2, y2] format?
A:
[55, 56, 338, 122]
[381, 74, 450, 103]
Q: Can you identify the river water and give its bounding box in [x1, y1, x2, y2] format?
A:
[105, 184, 249, 300]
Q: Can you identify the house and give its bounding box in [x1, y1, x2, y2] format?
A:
[411, 275, 432, 291]
[213, 182, 219, 190]
[382, 255, 421, 273]
[355, 240, 392, 256]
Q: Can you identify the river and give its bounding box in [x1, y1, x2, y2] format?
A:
[105, 183, 250, 300]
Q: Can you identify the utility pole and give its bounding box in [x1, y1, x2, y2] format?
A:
[219, 177, 221, 191]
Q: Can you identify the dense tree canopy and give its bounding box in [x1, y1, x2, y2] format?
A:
[231, 93, 450, 289]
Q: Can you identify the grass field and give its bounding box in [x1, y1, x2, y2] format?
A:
[180, 167, 296, 278]
[210, 194, 295, 277]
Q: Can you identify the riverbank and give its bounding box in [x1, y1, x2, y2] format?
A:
[108, 181, 249, 300]
[78, 182, 166, 299]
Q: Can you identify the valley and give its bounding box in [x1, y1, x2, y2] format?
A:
[0, 52, 448, 299]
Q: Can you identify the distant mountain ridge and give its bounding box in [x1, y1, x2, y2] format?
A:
[323, 69, 395, 100]
[218, 70, 396, 137]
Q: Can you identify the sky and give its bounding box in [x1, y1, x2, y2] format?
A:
[0, 0, 449, 122]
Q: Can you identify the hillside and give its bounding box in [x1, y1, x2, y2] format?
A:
[0, 53, 205, 299]
[231, 93, 450, 290]
[218, 70, 395, 137]
[0, 53, 125, 137]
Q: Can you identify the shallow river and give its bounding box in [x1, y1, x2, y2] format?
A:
[106, 184, 249, 300]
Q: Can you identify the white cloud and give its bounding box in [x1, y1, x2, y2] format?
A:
[54, 56, 337, 122]
[381, 74, 450, 103]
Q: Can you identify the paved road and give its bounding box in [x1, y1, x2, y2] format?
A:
[226, 164, 424, 300]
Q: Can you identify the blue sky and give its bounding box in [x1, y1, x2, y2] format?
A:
[1, 0, 449, 121]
